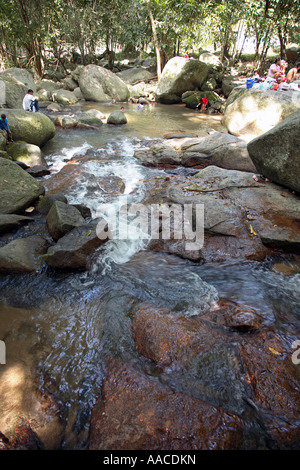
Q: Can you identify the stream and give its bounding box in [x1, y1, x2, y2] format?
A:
[0, 102, 299, 449]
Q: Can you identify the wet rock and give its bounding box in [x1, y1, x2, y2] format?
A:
[132, 303, 225, 369]
[203, 299, 263, 332]
[0, 157, 45, 214]
[237, 330, 300, 448]
[89, 358, 244, 450]
[43, 162, 125, 199]
[71, 203, 92, 219]
[43, 219, 108, 270]
[247, 110, 300, 193]
[4, 418, 41, 450]
[0, 214, 34, 233]
[6, 141, 47, 167]
[36, 193, 68, 215]
[134, 142, 181, 167]
[0, 235, 49, 273]
[46, 201, 86, 241]
[26, 165, 51, 177]
[55, 115, 78, 129]
[0, 359, 64, 449]
[107, 110, 127, 125]
[156, 57, 208, 104]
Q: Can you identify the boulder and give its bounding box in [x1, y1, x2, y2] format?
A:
[182, 90, 219, 109]
[36, 80, 63, 92]
[155, 57, 209, 104]
[199, 51, 222, 69]
[76, 113, 103, 128]
[6, 141, 47, 167]
[46, 103, 62, 113]
[222, 88, 300, 138]
[55, 115, 78, 129]
[36, 193, 68, 215]
[0, 68, 35, 108]
[52, 89, 78, 105]
[201, 77, 218, 91]
[247, 110, 300, 192]
[85, 108, 105, 120]
[107, 110, 127, 125]
[79, 65, 130, 102]
[116, 68, 155, 85]
[73, 87, 85, 100]
[0, 214, 34, 233]
[180, 132, 256, 172]
[0, 131, 7, 150]
[46, 201, 85, 241]
[222, 77, 246, 98]
[0, 157, 45, 214]
[62, 76, 78, 91]
[26, 165, 50, 177]
[43, 219, 108, 270]
[0, 235, 48, 273]
[134, 142, 181, 168]
[0, 108, 55, 147]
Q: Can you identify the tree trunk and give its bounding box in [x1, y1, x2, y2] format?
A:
[147, 0, 162, 79]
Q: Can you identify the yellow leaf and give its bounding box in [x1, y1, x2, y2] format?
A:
[249, 224, 257, 236]
[269, 347, 280, 355]
[25, 207, 34, 213]
[3, 179, 8, 183]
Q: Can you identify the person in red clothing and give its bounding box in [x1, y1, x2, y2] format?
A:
[196, 97, 208, 112]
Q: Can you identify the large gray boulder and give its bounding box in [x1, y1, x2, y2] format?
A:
[222, 88, 300, 138]
[0, 68, 36, 108]
[36, 79, 64, 92]
[247, 110, 300, 193]
[0, 157, 45, 214]
[116, 68, 155, 85]
[0, 108, 55, 147]
[79, 65, 130, 102]
[155, 57, 209, 104]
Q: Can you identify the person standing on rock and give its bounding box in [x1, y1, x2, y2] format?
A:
[22, 89, 40, 113]
[0, 114, 13, 143]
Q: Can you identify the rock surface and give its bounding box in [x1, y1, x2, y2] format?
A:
[0, 235, 48, 273]
[156, 57, 208, 104]
[46, 201, 85, 241]
[6, 141, 47, 167]
[247, 110, 300, 193]
[222, 88, 300, 138]
[0, 157, 45, 214]
[0, 108, 55, 147]
[79, 65, 130, 102]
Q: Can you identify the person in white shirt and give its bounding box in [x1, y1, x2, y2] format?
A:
[22, 89, 40, 112]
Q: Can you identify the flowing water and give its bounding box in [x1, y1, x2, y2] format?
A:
[0, 102, 299, 449]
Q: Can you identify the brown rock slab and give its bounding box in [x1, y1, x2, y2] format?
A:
[89, 358, 244, 450]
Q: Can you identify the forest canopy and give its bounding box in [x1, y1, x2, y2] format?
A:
[0, 0, 299, 78]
